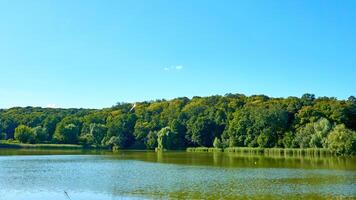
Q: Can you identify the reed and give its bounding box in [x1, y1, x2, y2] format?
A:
[187, 147, 335, 156]
[186, 147, 223, 152]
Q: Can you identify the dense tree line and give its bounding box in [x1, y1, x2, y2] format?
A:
[1, 94, 356, 155]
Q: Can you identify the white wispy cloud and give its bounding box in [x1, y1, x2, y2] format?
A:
[46, 104, 58, 108]
[164, 65, 183, 71]
[175, 65, 183, 70]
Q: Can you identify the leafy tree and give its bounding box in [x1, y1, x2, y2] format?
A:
[348, 96, 356, 103]
[53, 118, 81, 144]
[301, 93, 315, 106]
[257, 130, 274, 148]
[294, 106, 322, 128]
[14, 125, 35, 143]
[295, 118, 331, 148]
[157, 127, 182, 150]
[283, 97, 303, 113]
[105, 136, 126, 150]
[89, 123, 107, 146]
[282, 132, 296, 148]
[0, 117, 18, 139]
[327, 124, 356, 155]
[105, 114, 136, 148]
[79, 134, 94, 146]
[81, 112, 108, 136]
[295, 123, 313, 148]
[33, 126, 48, 142]
[310, 118, 331, 148]
[169, 119, 186, 148]
[225, 104, 289, 147]
[146, 131, 157, 149]
[43, 115, 61, 140]
[133, 120, 151, 146]
[313, 99, 347, 124]
[345, 100, 356, 130]
[186, 117, 216, 147]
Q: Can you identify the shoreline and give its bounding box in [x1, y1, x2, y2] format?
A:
[1, 141, 354, 157]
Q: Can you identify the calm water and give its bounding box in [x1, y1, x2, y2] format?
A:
[0, 149, 355, 200]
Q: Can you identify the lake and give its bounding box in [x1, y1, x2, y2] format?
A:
[0, 149, 355, 200]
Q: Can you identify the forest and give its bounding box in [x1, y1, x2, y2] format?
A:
[1, 93, 355, 155]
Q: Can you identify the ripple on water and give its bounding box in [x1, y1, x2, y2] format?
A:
[0, 153, 355, 200]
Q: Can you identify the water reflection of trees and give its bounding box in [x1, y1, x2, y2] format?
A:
[104, 150, 356, 171]
[151, 152, 356, 171]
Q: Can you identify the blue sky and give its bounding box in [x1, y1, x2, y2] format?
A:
[0, 0, 355, 108]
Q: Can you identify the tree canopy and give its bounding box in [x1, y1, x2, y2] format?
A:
[1, 93, 355, 155]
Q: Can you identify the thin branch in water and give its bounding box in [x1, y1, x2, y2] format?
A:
[64, 191, 72, 200]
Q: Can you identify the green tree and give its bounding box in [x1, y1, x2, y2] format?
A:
[348, 96, 356, 103]
[89, 123, 107, 146]
[146, 130, 157, 149]
[169, 119, 186, 148]
[133, 120, 151, 146]
[105, 114, 136, 148]
[225, 104, 289, 147]
[282, 132, 296, 148]
[345, 99, 356, 130]
[105, 136, 127, 150]
[43, 115, 61, 140]
[33, 126, 48, 142]
[295, 118, 331, 148]
[80, 112, 108, 136]
[257, 130, 274, 148]
[79, 134, 94, 146]
[53, 123, 80, 144]
[157, 127, 182, 150]
[327, 124, 356, 155]
[294, 106, 322, 128]
[310, 118, 331, 148]
[301, 93, 315, 106]
[187, 117, 216, 147]
[14, 125, 35, 143]
[0, 117, 18, 139]
[295, 123, 313, 148]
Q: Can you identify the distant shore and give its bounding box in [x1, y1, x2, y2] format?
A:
[0, 141, 342, 157]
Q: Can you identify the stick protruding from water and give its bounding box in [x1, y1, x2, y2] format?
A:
[64, 191, 72, 200]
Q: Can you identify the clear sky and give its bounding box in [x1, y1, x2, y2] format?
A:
[0, 0, 355, 108]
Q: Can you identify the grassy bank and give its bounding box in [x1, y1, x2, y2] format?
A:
[0, 141, 87, 149]
[187, 147, 335, 156]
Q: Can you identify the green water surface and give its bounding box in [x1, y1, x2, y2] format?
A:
[0, 149, 355, 200]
